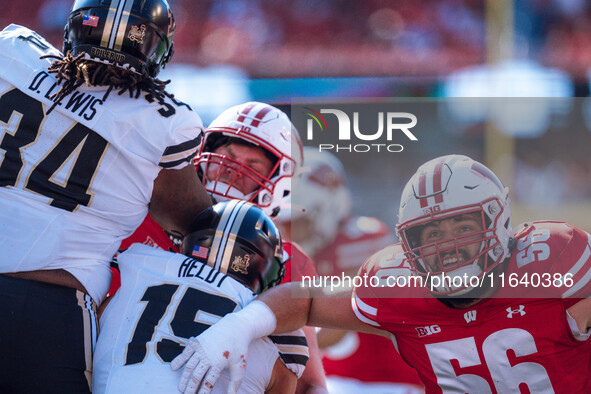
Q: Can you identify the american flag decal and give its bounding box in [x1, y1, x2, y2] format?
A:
[83, 15, 99, 28]
[192, 245, 209, 259]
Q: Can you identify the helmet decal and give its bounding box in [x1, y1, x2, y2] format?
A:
[128, 24, 146, 44]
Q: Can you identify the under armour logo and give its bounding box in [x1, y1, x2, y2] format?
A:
[506, 305, 526, 318]
[464, 310, 477, 324]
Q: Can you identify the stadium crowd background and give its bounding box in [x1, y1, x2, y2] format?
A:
[4, 0, 591, 231]
[6, 0, 591, 80]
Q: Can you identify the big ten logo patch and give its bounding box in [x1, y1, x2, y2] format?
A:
[416, 325, 442, 337]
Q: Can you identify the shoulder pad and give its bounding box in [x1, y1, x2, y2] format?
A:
[510, 221, 591, 298]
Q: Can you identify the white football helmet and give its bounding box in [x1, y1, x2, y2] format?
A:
[195, 102, 303, 217]
[288, 148, 352, 256]
[396, 155, 513, 296]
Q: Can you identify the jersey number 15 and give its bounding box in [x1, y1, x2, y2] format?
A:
[125, 283, 238, 365]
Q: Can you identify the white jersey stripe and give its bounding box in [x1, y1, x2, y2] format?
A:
[562, 233, 591, 298]
[563, 264, 591, 298]
[390, 333, 400, 353]
[566, 233, 591, 278]
[354, 294, 378, 316]
[351, 297, 380, 327]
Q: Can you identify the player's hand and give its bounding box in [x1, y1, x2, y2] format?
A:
[170, 301, 277, 394]
[170, 318, 249, 394]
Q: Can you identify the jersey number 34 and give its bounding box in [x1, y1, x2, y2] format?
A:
[0, 88, 108, 212]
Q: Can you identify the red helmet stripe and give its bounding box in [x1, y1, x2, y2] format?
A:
[236, 103, 256, 123]
[250, 106, 272, 127]
[433, 160, 445, 204]
[418, 172, 428, 208]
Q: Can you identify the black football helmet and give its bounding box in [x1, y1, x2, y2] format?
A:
[181, 200, 285, 294]
[63, 0, 175, 77]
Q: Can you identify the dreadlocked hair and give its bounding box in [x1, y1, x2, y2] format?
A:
[41, 51, 174, 114]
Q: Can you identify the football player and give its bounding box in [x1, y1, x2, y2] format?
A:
[284, 148, 423, 394]
[93, 201, 297, 393]
[0, 0, 210, 391]
[192, 102, 328, 393]
[172, 154, 591, 393]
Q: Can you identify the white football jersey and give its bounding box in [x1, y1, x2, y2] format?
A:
[0, 25, 203, 303]
[93, 244, 278, 394]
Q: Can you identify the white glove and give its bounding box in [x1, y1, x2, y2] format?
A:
[170, 301, 277, 394]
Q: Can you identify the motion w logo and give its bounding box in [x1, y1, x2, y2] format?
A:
[464, 310, 477, 324]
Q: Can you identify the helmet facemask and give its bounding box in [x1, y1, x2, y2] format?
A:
[400, 199, 503, 295]
[196, 131, 297, 217]
[399, 199, 509, 296]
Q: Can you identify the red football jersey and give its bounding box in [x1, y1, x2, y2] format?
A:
[108, 214, 178, 296]
[353, 221, 591, 393]
[118, 213, 178, 253]
[322, 332, 422, 385]
[283, 241, 318, 283]
[316, 216, 421, 386]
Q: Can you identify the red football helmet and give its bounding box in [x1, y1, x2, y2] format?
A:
[396, 155, 513, 295]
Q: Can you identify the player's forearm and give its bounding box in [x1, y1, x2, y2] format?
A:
[257, 282, 382, 336]
[257, 282, 313, 334]
[150, 166, 212, 234]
